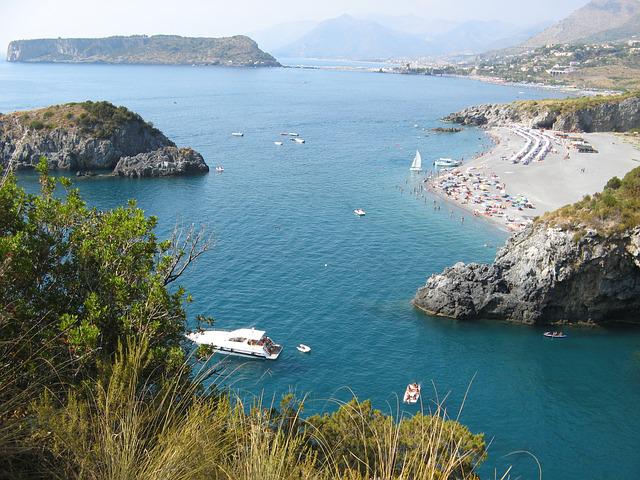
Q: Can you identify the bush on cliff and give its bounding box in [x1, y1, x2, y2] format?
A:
[543, 166, 640, 233]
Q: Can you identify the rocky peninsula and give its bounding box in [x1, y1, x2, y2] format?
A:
[6, 35, 280, 67]
[415, 167, 640, 325]
[0, 101, 209, 177]
[445, 92, 640, 132]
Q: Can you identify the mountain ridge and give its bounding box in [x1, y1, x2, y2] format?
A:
[524, 0, 640, 46]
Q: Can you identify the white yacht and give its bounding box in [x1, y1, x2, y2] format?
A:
[186, 327, 283, 360]
[410, 150, 423, 172]
[353, 208, 366, 217]
[288, 132, 300, 137]
[434, 158, 462, 168]
[232, 132, 244, 137]
[215, 166, 224, 173]
[291, 138, 306, 144]
[274, 141, 284, 146]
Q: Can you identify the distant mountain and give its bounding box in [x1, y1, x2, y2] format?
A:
[274, 15, 433, 60]
[524, 0, 640, 46]
[274, 14, 547, 60]
[362, 14, 458, 39]
[250, 21, 318, 52]
[431, 21, 548, 55]
[6, 35, 280, 66]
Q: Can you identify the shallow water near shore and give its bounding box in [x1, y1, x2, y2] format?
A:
[2, 61, 640, 479]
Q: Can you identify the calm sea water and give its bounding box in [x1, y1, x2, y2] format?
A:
[2, 61, 639, 479]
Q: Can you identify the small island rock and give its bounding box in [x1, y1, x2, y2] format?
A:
[113, 147, 209, 177]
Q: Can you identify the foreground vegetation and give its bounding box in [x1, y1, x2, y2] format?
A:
[0, 160, 491, 479]
[542, 166, 640, 234]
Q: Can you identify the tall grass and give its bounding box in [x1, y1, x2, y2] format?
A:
[26, 336, 506, 480]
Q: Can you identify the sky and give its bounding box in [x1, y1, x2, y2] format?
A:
[0, 0, 590, 55]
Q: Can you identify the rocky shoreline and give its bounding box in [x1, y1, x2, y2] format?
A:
[413, 223, 640, 325]
[0, 101, 209, 177]
[444, 94, 640, 133]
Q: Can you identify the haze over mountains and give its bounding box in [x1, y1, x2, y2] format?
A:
[257, 14, 547, 60]
[251, 1, 640, 61]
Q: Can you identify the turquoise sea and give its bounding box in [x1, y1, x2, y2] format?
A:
[2, 61, 639, 479]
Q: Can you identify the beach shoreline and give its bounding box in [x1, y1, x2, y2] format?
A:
[424, 125, 640, 232]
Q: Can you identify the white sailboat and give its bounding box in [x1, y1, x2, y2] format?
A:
[410, 150, 423, 172]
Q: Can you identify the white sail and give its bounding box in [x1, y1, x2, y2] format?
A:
[410, 150, 422, 172]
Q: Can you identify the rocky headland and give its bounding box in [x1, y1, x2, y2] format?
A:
[0, 101, 209, 177]
[444, 92, 640, 132]
[6, 35, 280, 67]
[414, 167, 640, 325]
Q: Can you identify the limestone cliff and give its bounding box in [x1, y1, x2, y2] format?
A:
[413, 224, 640, 325]
[0, 101, 208, 176]
[444, 93, 640, 133]
[6, 35, 280, 67]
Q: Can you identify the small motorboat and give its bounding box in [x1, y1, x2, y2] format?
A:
[232, 132, 244, 137]
[353, 208, 366, 217]
[434, 158, 462, 168]
[186, 327, 283, 360]
[544, 332, 568, 339]
[215, 166, 224, 173]
[291, 138, 305, 144]
[297, 344, 311, 353]
[403, 383, 421, 404]
[288, 132, 300, 137]
[274, 141, 284, 146]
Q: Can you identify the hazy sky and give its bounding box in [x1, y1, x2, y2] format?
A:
[0, 0, 590, 54]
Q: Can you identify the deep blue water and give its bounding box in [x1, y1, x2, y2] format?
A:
[2, 61, 640, 479]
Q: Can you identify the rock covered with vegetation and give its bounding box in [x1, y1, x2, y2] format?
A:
[414, 168, 640, 325]
[444, 91, 640, 132]
[0, 101, 208, 176]
[0, 167, 487, 479]
[7, 35, 280, 67]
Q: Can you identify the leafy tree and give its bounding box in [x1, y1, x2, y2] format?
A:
[0, 158, 210, 390]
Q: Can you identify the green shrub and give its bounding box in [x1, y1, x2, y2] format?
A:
[544, 166, 640, 233]
[29, 120, 45, 130]
[605, 177, 622, 190]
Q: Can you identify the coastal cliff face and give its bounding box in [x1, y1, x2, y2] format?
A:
[6, 35, 280, 67]
[445, 94, 640, 132]
[413, 224, 640, 325]
[0, 101, 208, 176]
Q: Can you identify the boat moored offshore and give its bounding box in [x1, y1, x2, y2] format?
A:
[291, 138, 306, 144]
[434, 158, 462, 168]
[186, 327, 283, 360]
[232, 132, 244, 137]
[410, 150, 423, 172]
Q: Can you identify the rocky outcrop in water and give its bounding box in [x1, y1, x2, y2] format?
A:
[0, 101, 208, 177]
[413, 224, 640, 325]
[113, 147, 208, 177]
[6, 35, 280, 67]
[444, 94, 640, 132]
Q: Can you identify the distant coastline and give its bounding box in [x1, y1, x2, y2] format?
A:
[6, 35, 280, 67]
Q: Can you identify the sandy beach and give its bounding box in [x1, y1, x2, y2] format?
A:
[425, 126, 640, 231]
